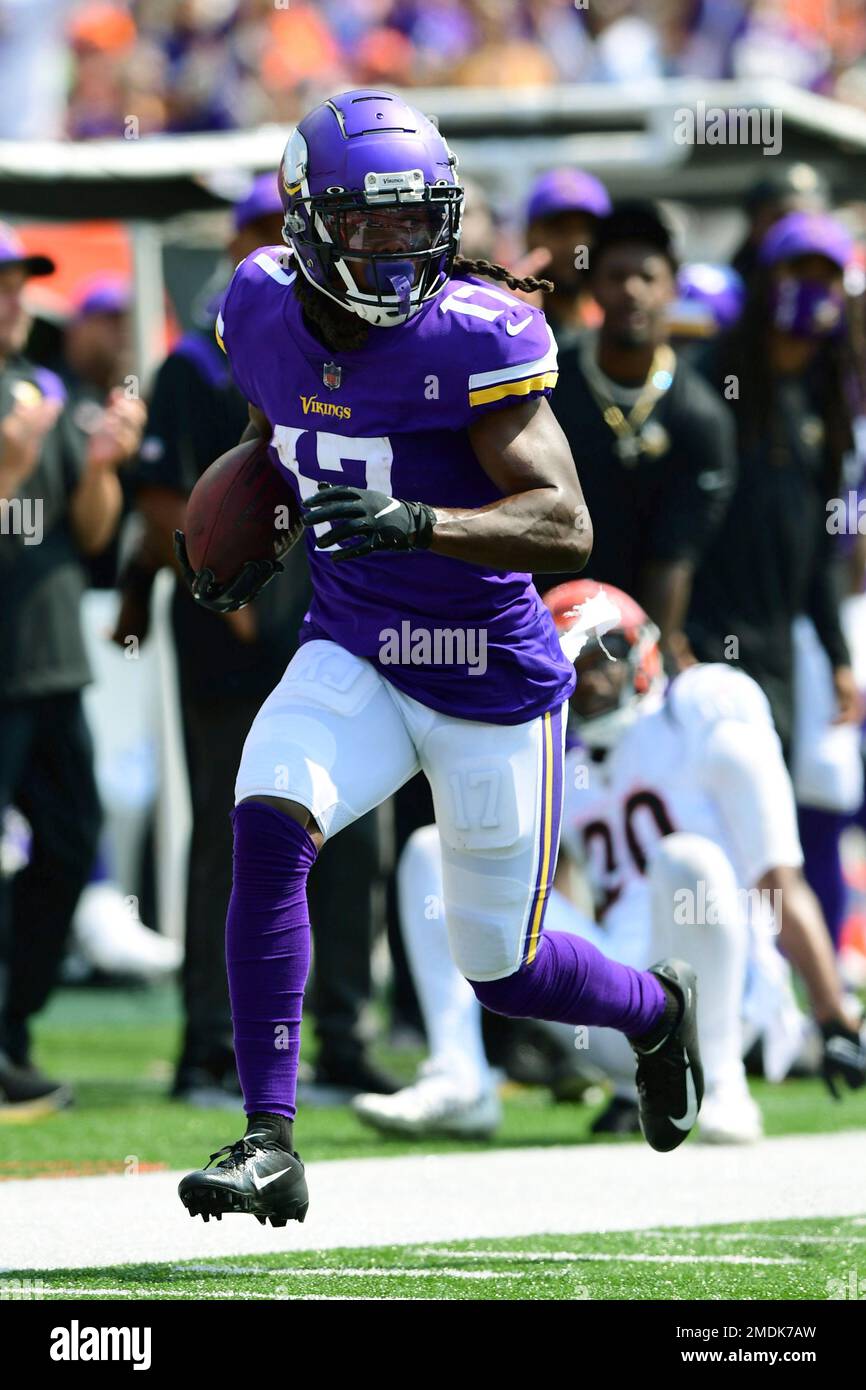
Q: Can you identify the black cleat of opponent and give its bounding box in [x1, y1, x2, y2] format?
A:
[178, 1113, 308, 1226]
[590, 1094, 641, 1136]
[628, 958, 703, 1153]
[0, 1053, 73, 1123]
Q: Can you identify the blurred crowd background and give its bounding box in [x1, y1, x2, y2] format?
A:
[1, 1, 866, 1125]
[3, 0, 866, 141]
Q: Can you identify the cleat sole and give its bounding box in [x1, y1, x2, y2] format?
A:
[179, 1183, 308, 1227]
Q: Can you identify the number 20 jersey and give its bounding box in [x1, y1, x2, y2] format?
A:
[560, 665, 803, 924]
[216, 247, 576, 724]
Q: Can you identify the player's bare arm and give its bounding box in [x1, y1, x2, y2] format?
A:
[757, 864, 861, 1034]
[638, 559, 694, 655]
[430, 396, 592, 572]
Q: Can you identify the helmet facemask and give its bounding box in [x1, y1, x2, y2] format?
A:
[570, 625, 664, 752]
[284, 173, 463, 328]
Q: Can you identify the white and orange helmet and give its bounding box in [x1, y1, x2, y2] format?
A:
[545, 579, 665, 749]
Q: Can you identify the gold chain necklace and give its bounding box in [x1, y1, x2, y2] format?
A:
[580, 340, 676, 464]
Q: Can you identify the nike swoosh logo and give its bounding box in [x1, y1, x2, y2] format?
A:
[505, 315, 533, 336]
[374, 498, 401, 519]
[251, 1165, 293, 1191]
[671, 1065, 699, 1132]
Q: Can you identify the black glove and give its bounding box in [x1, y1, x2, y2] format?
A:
[821, 1019, 866, 1100]
[301, 483, 436, 562]
[173, 530, 283, 614]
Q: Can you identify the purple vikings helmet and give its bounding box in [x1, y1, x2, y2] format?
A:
[672, 263, 745, 336]
[278, 90, 463, 328]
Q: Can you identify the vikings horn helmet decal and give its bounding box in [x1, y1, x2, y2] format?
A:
[279, 90, 463, 328]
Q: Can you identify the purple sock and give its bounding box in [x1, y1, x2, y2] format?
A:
[798, 805, 847, 949]
[469, 929, 667, 1037]
[226, 802, 317, 1120]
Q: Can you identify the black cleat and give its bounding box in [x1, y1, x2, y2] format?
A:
[821, 1021, 866, 1099]
[0, 1053, 73, 1123]
[629, 959, 703, 1153]
[178, 1117, 308, 1226]
[590, 1094, 641, 1136]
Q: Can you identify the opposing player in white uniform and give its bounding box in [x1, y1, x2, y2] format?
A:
[356, 582, 866, 1143]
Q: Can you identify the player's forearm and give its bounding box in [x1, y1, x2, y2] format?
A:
[638, 560, 693, 649]
[428, 489, 593, 572]
[760, 867, 846, 1024]
[70, 464, 123, 555]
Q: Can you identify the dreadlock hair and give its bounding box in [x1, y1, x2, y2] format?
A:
[713, 267, 866, 499]
[294, 271, 371, 353]
[293, 255, 555, 354]
[452, 255, 554, 296]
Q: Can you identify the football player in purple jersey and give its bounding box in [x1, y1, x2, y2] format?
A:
[177, 90, 704, 1227]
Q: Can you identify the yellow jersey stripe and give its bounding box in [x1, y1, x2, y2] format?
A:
[469, 370, 558, 408]
[526, 711, 554, 965]
[468, 322, 558, 390]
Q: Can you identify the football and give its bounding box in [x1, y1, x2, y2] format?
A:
[184, 436, 303, 584]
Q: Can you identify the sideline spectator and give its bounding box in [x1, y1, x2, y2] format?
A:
[524, 168, 611, 346]
[731, 164, 829, 283]
[546, 201, 737, 660]
[687, 211, 865, 757]
[0, 223, 144, 1117]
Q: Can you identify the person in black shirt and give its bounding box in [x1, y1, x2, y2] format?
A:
[0, 223, 144, 1117]
[547, 201, 737, 660]
[686, 210, 863, 759]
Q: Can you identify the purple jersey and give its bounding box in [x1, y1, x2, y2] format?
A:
[217, 247, 575, 723]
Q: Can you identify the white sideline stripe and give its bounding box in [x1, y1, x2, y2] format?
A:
[176, 1266, 535, 1280]
[640, 1230, 866, 1246]
[46, 1287, 292, 1300]
[2, 1130, 865, 1271]
[409, 1248, 803, 1266]
[35, 1253, 805, 1298]
[181, 1254, 802, 1270]
[45, 1288, 405, 1301]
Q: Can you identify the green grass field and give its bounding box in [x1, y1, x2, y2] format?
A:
[4, 1218, 865, 1301]
[3, 980, 866, 1181]
[2, 982, 865, 1302]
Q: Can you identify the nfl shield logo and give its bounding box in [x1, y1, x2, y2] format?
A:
[322, 361, 342, 390]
